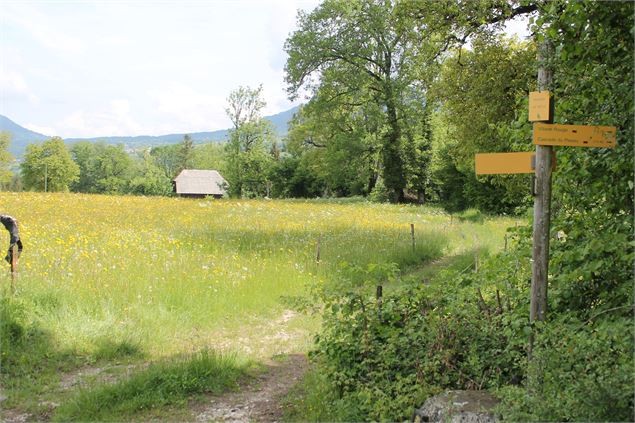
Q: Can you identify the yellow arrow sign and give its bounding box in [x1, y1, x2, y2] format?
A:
[475, 152, 556, 175]
[533, 123, 616, 148]
[475, 152, 553, 175]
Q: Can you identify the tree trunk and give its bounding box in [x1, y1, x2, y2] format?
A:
[381, 94, 405, 203]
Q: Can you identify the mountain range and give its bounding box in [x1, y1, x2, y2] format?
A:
[0, 105, 299, 156]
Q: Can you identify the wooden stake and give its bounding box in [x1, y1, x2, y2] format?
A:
[410, 223, 415, 252]
[473, 235, 479, 273]
[10, 244, 17, 292]
[315, 235, 321, 263]
[530, 39, 554, 356]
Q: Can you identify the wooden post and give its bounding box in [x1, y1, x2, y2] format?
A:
[504, 234, 508, 251]
[376, 284, 383, 317]
[315, 234, 321, 263]
[473, 235, 479, 273]
[530, 39, 554, 355]
[410, 223, 415, 252]
[10, 244, 17, 292]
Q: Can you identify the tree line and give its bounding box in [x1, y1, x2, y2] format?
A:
[0, 26, 537, 216]
[0, 0, 631, 219]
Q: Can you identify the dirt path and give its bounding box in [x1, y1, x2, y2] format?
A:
[193, 353, 309, 422]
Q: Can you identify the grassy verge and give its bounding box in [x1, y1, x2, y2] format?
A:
[52, 350, 248, 422]
[282, 367, 359, 422]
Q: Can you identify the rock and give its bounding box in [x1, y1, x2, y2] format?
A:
[413, 390, 499, 423]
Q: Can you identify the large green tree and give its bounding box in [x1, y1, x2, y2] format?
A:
[21, 137, 79, 192]
[285, 86, 383, 197]
[70, 142, 134, 194]
[285, 0, 432, 202]
[150, 144, 181, 180]
[224, 85, 274, 198]
[128, 149, 172, 196]
[429, 35, 535, 212]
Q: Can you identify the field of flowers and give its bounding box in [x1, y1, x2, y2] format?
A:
[0, 193, 518, 361]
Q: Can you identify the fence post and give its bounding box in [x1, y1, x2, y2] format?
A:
[410, 223, 416, 252]
[10, 244, 17, 292]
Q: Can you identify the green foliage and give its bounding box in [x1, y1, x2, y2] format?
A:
[368, 177, 389, 203]
[497, 317, 634, 422]
[150, 144, 181, 180]
[224, 85, 276, 197]
[300, 229, 633, 421]
[192, 142, 226, 172]
[71, 142, 134, 194]
[430, 35, 535, 214]
[0, 131, 14, 188]
[285, 99, 380, 198]
[21, 137, 79, 192]
[300, 249, 531, 421]
[285, 0, 434, 202]
[53, 350, 247, 421]
[128, 149, 173, 196]
[456, 208, 485, 224]
[267, 155, 326, 198]
[92, 338, 144, 361]
[282, 367, 366, 422]
[176, 134, 195, 174]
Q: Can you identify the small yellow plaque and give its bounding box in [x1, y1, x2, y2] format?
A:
[529, 91, 551, 122]
[533, 123, 617, 148]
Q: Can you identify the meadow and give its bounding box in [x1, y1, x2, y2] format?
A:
[0, 192, 520, 419]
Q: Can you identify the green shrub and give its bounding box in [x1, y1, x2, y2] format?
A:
[368, 178, 390, 203]
[497, 317, 634, 422]
[297, 230, 633, 422]
[457, 208, 485, 223]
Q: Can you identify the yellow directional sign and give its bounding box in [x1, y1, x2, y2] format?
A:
[529, 91, 551, 122]
[533, 123, 616, 148]
[476, 152, 539, 175]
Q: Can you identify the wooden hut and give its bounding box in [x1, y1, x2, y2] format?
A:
[173, 169, 228, 198]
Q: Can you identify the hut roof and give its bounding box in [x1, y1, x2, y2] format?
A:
[173, 169, 227, 196]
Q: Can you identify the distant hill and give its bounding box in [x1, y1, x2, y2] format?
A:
[0, 115, 49, 155]
[0, 105, 300, 156]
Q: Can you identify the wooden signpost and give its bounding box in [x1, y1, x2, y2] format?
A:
[474, 40, 618, 362]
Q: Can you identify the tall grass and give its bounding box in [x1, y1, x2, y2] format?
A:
[0, 192, 518, 413]
[52, 350, 247, 422]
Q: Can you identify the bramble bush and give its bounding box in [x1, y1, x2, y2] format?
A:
[296, 217, 633, 422]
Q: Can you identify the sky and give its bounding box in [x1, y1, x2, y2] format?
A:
[0, 0, 530, 139]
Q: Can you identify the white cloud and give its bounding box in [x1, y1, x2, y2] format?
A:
[148, 82, 229, 133]
[24, 123, 55, 136]
[1, 1, 320, 137]
[56, 99, 144, 138]
[2, 4, 85, 55]
[0, 71, 39, 104]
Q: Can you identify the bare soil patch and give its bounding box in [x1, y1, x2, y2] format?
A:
[193, 353, 310, 423]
